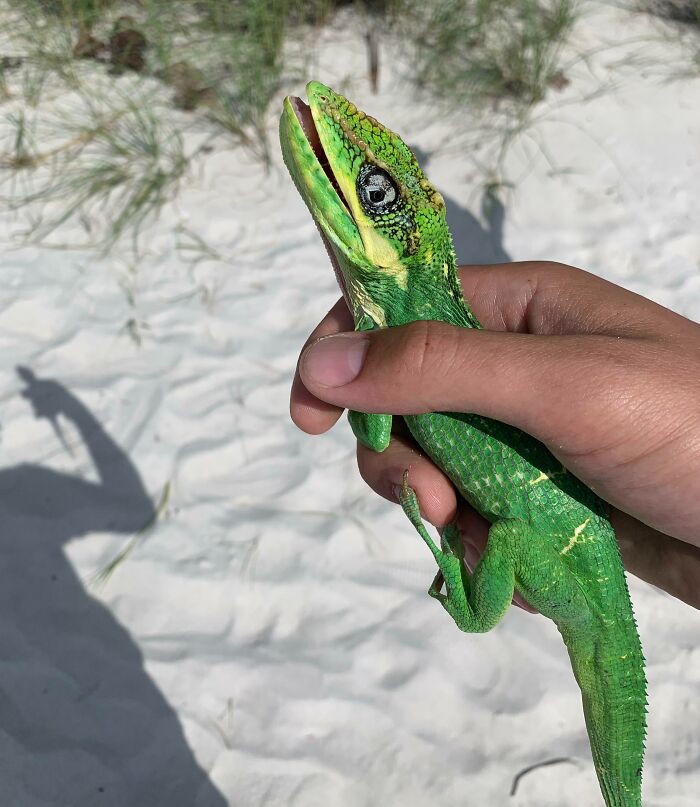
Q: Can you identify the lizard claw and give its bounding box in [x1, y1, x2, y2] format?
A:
[429, 570, 445, 599]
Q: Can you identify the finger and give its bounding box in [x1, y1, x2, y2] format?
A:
[357, 428, 538, 613]
[16, 365, 34, 383]
[297, 319, 640, 451]
[456, 261, 689, 339]
[292, 262, 684, 437]
[455, 507, 537, 613]
[612, 508, 700, 610]
[357, 431, 537, 613]
[290, 297, 353, 434]
[457, 507, 489, 573]
[357, 432, 458, 526]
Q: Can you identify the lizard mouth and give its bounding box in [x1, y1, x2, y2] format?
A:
[286, 95, 352, 217]
[281, 88, 364, 308]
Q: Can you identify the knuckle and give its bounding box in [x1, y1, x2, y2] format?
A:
[537, 260, 577, 275]
[404, 320, 461, 380]
[407, 319, 434, 378]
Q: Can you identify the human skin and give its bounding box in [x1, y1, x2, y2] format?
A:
[291, 261, 700, 611]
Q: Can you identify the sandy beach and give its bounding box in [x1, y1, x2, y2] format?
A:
[0, 2, 699, 805]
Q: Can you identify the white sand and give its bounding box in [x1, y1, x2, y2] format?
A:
[0, 3, 699, 805]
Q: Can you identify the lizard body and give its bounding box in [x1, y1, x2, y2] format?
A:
[280, 81, 646, 807]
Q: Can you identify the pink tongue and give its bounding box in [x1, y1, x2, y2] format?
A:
[290, 97, 323, 160]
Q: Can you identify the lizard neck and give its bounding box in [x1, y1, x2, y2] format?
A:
[373, 251, 480, 330]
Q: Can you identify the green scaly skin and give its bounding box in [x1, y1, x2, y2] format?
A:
[280, 81, 647, 806]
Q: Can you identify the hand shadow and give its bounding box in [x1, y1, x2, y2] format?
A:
[411, 145, 511, 265]
[0, 367, 227, 807]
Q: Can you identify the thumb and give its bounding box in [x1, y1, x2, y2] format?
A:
[298, 319, 625, 447]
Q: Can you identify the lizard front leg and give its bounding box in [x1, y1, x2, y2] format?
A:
[348, 410, 392, 452]
[399, 471, 516, 633]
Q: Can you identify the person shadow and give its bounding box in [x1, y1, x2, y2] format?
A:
[0, 367, 227, 807]
[411, 145, 511, 265]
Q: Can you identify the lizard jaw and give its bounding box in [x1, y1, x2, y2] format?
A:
[281, 91, 364, 311]
[286, 95, 352, 217]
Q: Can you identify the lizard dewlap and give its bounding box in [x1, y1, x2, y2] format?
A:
[280, 81, 647, 807]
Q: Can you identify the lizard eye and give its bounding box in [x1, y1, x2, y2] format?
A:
[357, 165, 398, 214]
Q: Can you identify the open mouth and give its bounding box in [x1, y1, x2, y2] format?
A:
[287, 95, 352, 217]
[283, 92, 359, 307]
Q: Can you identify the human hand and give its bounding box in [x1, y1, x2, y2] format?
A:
[291, 261, 700, 610]
[17, 366, 67, 423]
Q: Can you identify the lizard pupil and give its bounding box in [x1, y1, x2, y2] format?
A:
[357, 164, 398, 214]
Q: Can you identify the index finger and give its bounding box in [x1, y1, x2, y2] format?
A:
[457, 261, 687, 338]
[290, 297, 354, 434]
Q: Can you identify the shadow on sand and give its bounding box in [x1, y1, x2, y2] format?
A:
[0, 367, 226, 807]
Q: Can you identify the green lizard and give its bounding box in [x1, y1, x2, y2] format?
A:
[280, 81, 647, 807]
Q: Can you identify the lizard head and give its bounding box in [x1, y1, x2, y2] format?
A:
[280, 81, 467, 328]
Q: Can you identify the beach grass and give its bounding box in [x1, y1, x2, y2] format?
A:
[394, 0, 578, 109]
[0, 0, 336, 250]
[1, 88, 190, 250]
[390, 0, 579, 211]
[0, 0, 580, 252]
[642, 1, 700, 23]
[92, 480, 172, 585]
[640, 0, 700, 75]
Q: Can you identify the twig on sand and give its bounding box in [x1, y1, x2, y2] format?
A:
[92, 480, 172, 585]
[510, 756, 578, 796]
[365, 27, 380, 92]
[210, 698, 235, 749]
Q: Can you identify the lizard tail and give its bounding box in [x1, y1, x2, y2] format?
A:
[562, 619, 647, 807]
